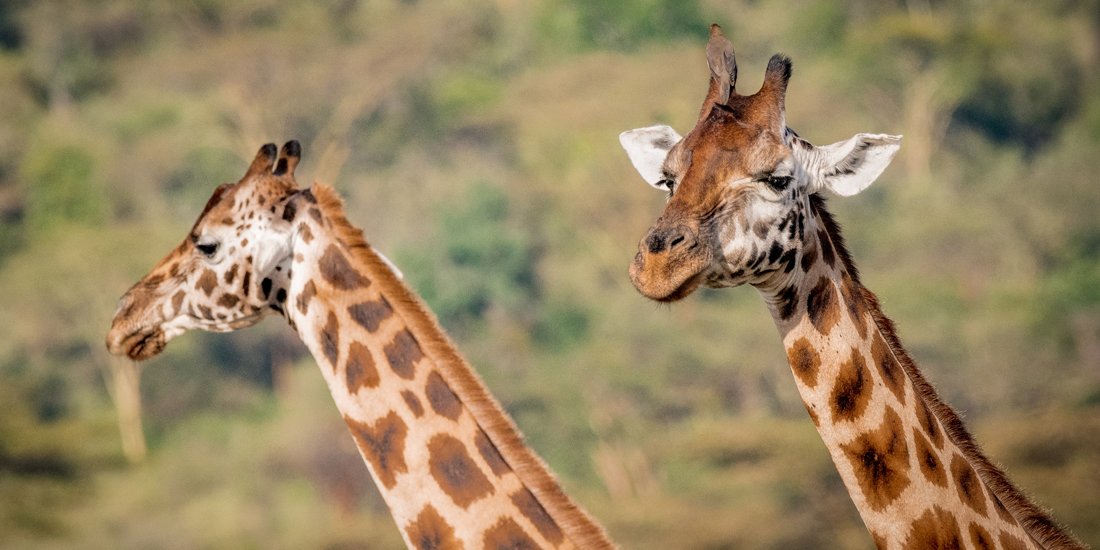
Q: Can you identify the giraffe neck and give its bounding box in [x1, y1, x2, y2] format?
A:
[278, 184, 613, 549]
[756, 198, 1080, 549]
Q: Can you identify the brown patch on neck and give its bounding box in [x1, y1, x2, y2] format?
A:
[829, 347, 872, 423]
[425, 371, 462, 420]
[345, 411, 409, 490]
[950, 453, 989, 518]
[905, 505, 963, 549]
[405, 504, 460, 550]
[806, 276, 840, 335]
[319, 244, 370, 290]
[511, 488, 565, 545]
[345, 340, 380, 393]
[428, 433, 494, 509]
[840, 406, 910, 511]
[968, 523, 995, 550]
[384, 329, 422, 380]
[787, 337, 821, 388]
[319, 310, 340, 369]
[482, 517, 541, 549]
[870, 332, 906, 405]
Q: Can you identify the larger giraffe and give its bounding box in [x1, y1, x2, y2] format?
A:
[619, 26, 1084, 549]
[106, 141, 614, 549]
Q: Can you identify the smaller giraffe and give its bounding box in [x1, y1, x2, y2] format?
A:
[619, 25, 1084, 549]
[107, 141, 615, 549]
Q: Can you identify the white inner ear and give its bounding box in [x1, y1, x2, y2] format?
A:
[254, 226, 293, 278]
[798, 133, 902, 197]
[619, 125, 683, 189]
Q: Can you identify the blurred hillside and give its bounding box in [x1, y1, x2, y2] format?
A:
[1, 0, 1098, 548]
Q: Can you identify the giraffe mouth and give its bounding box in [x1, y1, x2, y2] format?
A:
[108, 328, 168, 361]
[653, 270, 706, 302]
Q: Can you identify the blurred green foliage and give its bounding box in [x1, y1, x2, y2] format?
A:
[0, 0, 1097, 548]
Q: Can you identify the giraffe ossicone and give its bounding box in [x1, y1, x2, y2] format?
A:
[620, 24, 1084, 550]
[107, 141, 614, 549]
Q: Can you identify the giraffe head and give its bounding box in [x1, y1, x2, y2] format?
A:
[107, 141, 304, 360]
[620, 25, 901, 302]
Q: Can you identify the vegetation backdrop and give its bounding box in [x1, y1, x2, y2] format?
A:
[1, 1, 1097, 548]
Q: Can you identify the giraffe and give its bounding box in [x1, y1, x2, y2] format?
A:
[106, 141, 615, 550]
[618, 25, 1084, 549]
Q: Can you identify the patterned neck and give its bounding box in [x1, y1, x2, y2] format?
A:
[759, 200, 1079, 549]
[279, 184, 613, 549]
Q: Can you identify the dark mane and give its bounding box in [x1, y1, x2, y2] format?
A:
[809, 195, 1084, 549]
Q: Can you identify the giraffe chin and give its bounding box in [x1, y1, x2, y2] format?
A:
[111, 328, 168, 361]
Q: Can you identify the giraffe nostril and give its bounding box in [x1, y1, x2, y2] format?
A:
[669, 234, 686, 248]
[645, 233, 666, 254]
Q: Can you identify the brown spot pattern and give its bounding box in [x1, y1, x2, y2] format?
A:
[806, 277, 840, 335]
[217, 293, 239, 308]
[320, 310, 340, 369]
[345, 341, 380, 393]
[196, 268, 218, 296]
[348, 297, 393, 333]
[904, 505, 963, 549]
[224, 263, 238, 284]
[787, 337, 821, 388]
[870, 531, 887, 549]
[830, 348, 872, 423]
[950, 453, 988, 517]
[296, 280, 316, 315]
[918, 401, 945, 450]
[967, 523, 995, 550]
[800, 243, 818, 273]
[297, 222, 313, 244]
[993, 494, 1017, 524]
[345, 411, 409, 490]
[425, 371, 462, 420]
[319, 244, 369, 290]
[776, 285, 799, 321]
[428, 433, 493, 509]
[171, 290, 185, 315]
[482, 517, 540, 550]
[840, 406, 910, 511]
[871, 333, 906, 405]
[913, 428, 948, 488]
[385, 329, 422, 380]
[401, 390, 424, 417]
[475, 429, 511, 477]
[839, 272, 867, 338]
[405, 504, 461, 550]
[998, 532, 1029, 550]
[510, 488, 564, 545]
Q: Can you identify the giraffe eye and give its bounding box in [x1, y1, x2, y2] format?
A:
[196, 242, 219, 258]
[765, 175, 793, 191]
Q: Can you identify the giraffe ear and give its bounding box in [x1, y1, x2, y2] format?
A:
[253, 215, 295, 278]
[619, 125, 682, 190]
[799, 133, 902, 197]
